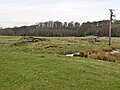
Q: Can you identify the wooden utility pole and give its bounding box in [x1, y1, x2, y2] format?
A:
[109, 9, 115, 45]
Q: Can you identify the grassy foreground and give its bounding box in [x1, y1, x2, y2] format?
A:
[0, 36, 120, 90]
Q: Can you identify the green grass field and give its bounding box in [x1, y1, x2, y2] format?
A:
[0, 36, 120, 90]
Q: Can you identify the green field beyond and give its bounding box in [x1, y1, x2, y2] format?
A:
[0, 36, 120, 90]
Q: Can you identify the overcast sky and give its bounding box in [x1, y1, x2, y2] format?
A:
[0, 0, 120, 28]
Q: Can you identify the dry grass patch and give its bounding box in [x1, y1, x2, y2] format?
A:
[102, 46, 115, 52]
[79, 46, 120, 62]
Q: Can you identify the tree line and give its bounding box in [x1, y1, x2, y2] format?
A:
[0, 20, 120, 37]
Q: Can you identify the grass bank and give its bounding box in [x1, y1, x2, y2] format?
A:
[0, 36, 120, 90]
